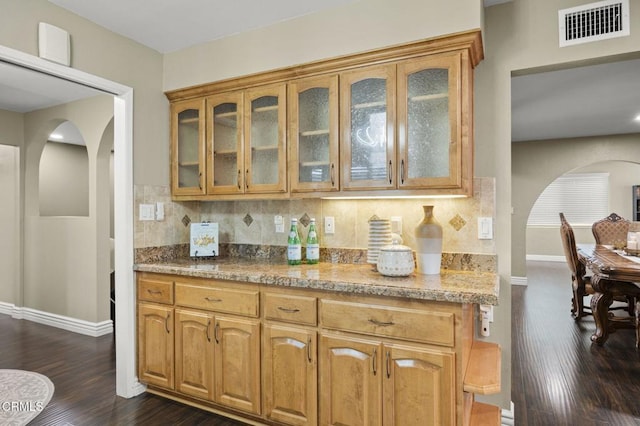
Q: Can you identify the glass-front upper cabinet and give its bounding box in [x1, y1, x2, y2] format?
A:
[289, 75, 339, 192]
[244, 84, 287, 194]
[397, 53, 461, 189]
[340, 65, 396, 190]
[206, 92, 244, 194]
[170, 98, 206, 196]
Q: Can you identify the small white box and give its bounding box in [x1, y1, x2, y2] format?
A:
[38, 22, 70, 66]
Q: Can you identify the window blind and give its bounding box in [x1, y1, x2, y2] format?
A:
[528, 173, 609, 226]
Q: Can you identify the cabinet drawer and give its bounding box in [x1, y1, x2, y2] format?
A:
[320, 300, 454, 347]
[138, 278, 174, 304]
[264, 293, 317, 326]
[175, 283, 259, 317]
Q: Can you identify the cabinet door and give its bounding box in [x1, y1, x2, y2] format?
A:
[171, 98, 206, 195]
[340, 65, 396, 191]
[206, 92, 244, 194]
[289, 75, 339, 193]
[397, 53, 461, 189]
[382, 344, 455, 426]
[320, 333, 382, 426]
[138, 303, 174, 389]
[263, 324, 317, 426]
[214, 316, 261, 414]
[244, 84, 287, 193]
[175, 309, 214, 401]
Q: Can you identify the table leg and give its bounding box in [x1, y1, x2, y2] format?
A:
[590, 290, 613, 345]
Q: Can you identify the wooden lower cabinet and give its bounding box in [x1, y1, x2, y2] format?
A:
[138, 302, 174, 389]
[136, 272, 500, 426]
[214, 315, 261, 415]
[320, 333, 455, 426]
[175, 308, 214, 400]
[263, 324, 318, 426]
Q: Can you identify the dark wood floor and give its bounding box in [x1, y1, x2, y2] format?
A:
[513, 261, 640, 426]
[2, 260, 640, 425]
[0, 314, 247, 425]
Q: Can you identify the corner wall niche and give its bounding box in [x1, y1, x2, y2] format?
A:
[39, 120, 89, 217]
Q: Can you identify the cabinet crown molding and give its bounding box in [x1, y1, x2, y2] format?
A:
[165, 29, 483, 102]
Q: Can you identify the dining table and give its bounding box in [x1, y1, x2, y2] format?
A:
[577, 244, 640, 346]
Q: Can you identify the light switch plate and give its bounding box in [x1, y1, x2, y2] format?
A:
[478, 217, 493, 240]
[139, 204, 155, 221]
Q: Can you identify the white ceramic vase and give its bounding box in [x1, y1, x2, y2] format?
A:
[414, 205, 442, 275]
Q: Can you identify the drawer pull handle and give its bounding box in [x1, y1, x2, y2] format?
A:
[206, 319, 211, 342]
[277, 306, 300, 314]
[307, 337, 312, 363]
[368, 318, 395, 327]
[147, 289, 162, 295]
[372, 348, 377, 376]
[205, 297, 222, 303]
[386, 350, 391, 379]
[214, 322, 220, 344]
[165, 313, 171, 334]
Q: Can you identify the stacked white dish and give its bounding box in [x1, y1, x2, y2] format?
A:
[367, 217, 392, 268]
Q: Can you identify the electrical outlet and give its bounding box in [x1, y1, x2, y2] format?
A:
[325, 216, 335, 234]
[390, 216, 403, 234]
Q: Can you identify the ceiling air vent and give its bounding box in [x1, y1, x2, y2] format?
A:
[559, 0, 629, 47]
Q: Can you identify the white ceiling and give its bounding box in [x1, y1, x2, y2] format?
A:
[48, 0, 361, 54]
[1, 0, 639, 144]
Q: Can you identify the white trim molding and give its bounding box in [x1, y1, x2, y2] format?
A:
[0, 44, 138, 399]
[511, 276, 528, 286]
[526, 254, 565, 262]
[502, 401, 515, 425]
[0, 302, 112, 337]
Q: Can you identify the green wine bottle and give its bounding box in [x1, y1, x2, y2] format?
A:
[306, 218, 319, 264]
[287, 218, 302, 265]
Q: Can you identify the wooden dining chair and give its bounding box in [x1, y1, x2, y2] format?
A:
[559, 213, 592, 319]
[591, 212, 630, 245]
[592, 212, 636, 314]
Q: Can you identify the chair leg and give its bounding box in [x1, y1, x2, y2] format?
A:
[629, 296, 637, 316]
[572, 278, 586, 320]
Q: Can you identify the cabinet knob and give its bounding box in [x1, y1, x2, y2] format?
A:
[388, 160, 393, 185]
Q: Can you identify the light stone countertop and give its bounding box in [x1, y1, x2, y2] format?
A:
[134, 258, 499, 305]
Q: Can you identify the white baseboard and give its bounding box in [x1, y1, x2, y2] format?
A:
[526, 254, 565, 262]
[0, 302, 113, 337]
[502, 401, 515, 425]
[511, 276, 528, 286]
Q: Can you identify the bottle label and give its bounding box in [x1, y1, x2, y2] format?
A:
[306, 244, 319, 260]
[287, 245, 302, 260]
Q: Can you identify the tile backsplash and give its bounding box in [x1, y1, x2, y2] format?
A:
[134, 177, 495, 255]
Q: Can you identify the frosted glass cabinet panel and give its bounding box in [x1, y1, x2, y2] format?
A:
[289, 75, 339, 192]
[244, 84, 287, 193]
[207, 93, 244, 194]
[171, 98, 206, 196]
[340, 65, 396, 190]
[397, 54, 461, 189]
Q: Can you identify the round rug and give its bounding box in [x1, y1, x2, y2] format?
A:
[0, 369, 54, 425]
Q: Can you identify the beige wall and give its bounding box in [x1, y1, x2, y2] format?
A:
[0, 145, 20, 304]
[481, 0, 640, 408]
[525, 159, 640, 260]
[163, 0, 482, 91]
[0, 109, 24, 305]
[512, 135, 640, 276]
[39, 141, 89, 216]
[0, 0, 166, 186]
[23, 95, 113, 322]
